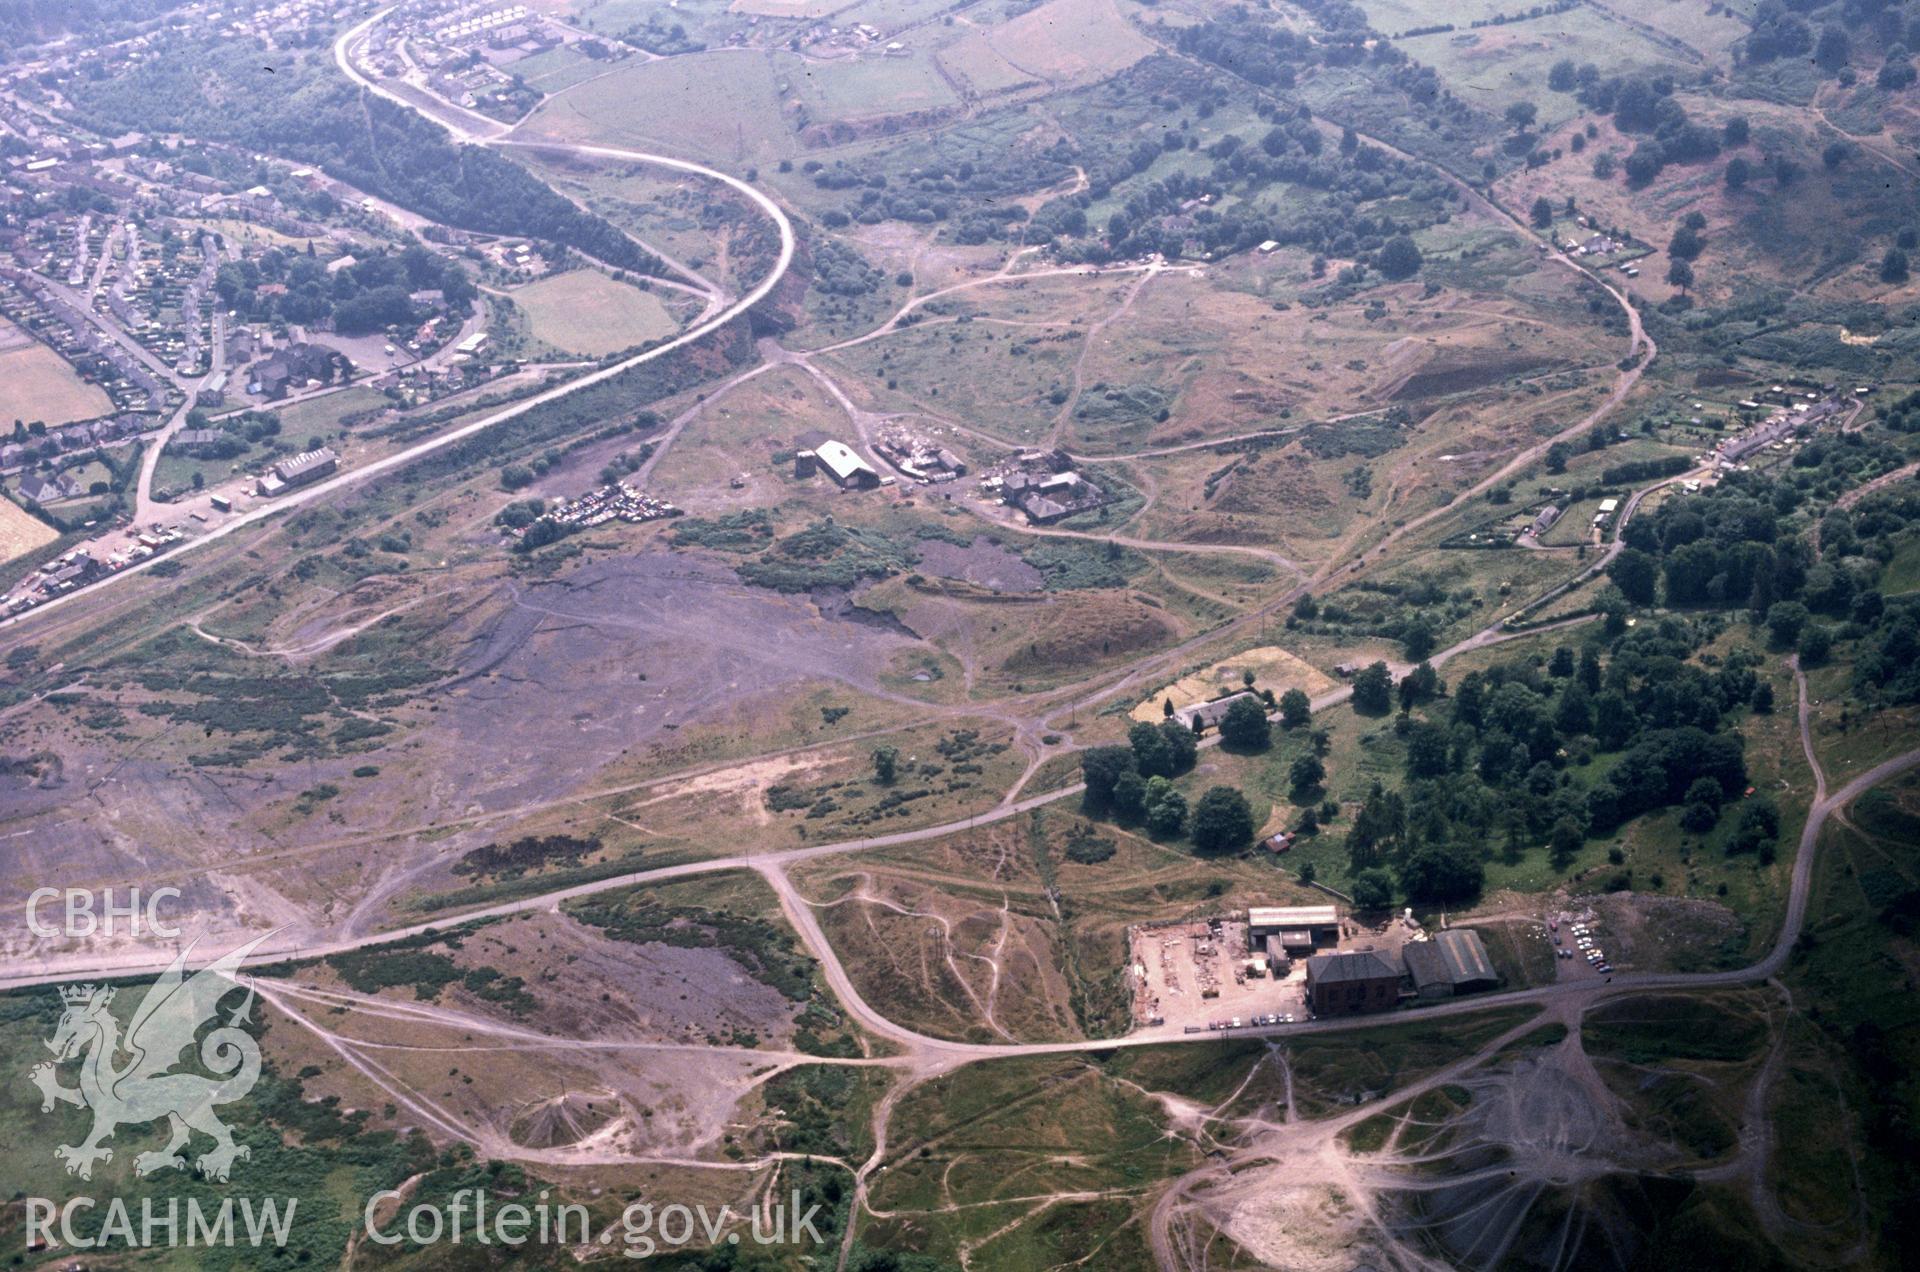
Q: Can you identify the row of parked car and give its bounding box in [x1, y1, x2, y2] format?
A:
[1183, 1012, 1300, 1034]
[1552, 918, 1612, 973]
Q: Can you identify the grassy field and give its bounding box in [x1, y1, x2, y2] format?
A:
[0, 493, 57, 563]
[0, 334, 112, 427]
[982, 0, 1155, 88]
[509, 269, 681, 356]
[1358, 0, 1529, 36]
[267, 385, 390, 439]
[522, 51, 794, 165]
[792, 802, 1343, 1045]
[182, 216, 324, 254]
[1607, 0, 1756, 63]
[775, 48, 959, 120]
[935, 31, 1042, 97]
[1279, 1007, 1542, 1114]
[1883, 528, 1920, 594]
[510, 42, 615, 93]
[865, 1050, 1198, 1223]
[1775, 776, 1920, 1256]
[1398, 8, 1692, 129]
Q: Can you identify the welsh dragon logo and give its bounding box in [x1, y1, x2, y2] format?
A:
[28, 936, 269, 1183]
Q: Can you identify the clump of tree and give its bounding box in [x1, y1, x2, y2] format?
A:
[1191, 786, 1255, 854]
[1218, 695, 1272, 751]
[1079, 718, 1204, 823]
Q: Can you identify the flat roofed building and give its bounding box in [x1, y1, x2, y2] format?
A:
[1305, 950, 1400, 1017]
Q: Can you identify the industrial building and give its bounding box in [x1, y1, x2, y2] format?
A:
[1304, 949, 1401, 1016]
[1248, 905, 1340, 957]
[1402, 929, 1499, 1001]
[257, 447, 337, 497]
[813, 439, 880, 489]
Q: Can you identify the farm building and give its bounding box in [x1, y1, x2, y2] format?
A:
[1305, 950, 1401, 1017]
[1248, 905, 1340, 956]
[814, 440, 879, 489]
[1178, 690, 1260, 733]
[1402, 929, 1499, 1001]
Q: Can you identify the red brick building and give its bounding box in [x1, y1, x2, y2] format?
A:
[1304, 950, 1401, 1017]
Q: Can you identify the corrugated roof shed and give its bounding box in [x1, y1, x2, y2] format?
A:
[1404, 929, 1498, 994]
[815, 439, 876, 484]
[1249, 905, 1339, 930]
[1435, 928, 1497, 987]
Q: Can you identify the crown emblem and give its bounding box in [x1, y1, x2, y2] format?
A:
[58, 984, 102, 1006]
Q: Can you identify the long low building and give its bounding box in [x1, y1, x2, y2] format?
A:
[1248, 905, 1340, 956]
[257, 447, 338, 497]
[1403, 928, 1499, 1001]
[1179, 690, 1259, 733]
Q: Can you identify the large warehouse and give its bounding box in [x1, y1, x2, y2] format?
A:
[1402, 929, 1499, 1000]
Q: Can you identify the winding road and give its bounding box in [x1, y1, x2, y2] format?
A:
[0, 8, 796, 635]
